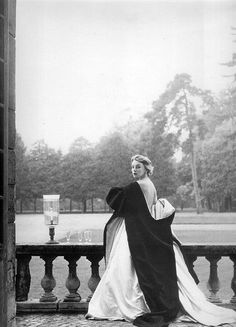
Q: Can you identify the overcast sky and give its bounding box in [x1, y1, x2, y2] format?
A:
[16, 0, 236, 153]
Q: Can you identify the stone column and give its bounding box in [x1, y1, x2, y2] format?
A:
[230, 254, 236, 304]
[205, 255, 222, 303]
[86, 253, 104, 302]
[16, 254, 31, 301]
[40, 255, 57, 302]
[63, 255, 81, 302]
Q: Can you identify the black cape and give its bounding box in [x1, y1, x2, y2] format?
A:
[104, 182, 198, 327]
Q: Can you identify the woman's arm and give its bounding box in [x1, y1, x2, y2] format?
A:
[106, 187, 126, 215]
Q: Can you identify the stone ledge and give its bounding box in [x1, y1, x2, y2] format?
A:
[16, 298, 236, 314]
[16, 298, 89, 313]
[58, 299, 88, 312]
[17, 299, 59, 313]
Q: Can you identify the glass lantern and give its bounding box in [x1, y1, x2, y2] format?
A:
[43, 194, 60, 244]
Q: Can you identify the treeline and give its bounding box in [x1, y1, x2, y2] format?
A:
[16, 73, 236, 213]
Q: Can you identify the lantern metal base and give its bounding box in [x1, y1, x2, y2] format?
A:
[46, 240, 59, 244]
[46, 226, 59, 244]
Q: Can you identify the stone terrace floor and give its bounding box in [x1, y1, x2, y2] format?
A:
[15, 314, 230, 327]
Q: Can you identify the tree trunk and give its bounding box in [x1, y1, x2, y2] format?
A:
[91, 198, 94, 213]
[104, 199, 106, 212]
[82, 199, 87, 213]
[225, 194, 232, 211]
[69, 198, 72, 213]
[183, 89, 203, 214]
[190, 146, 203, 214]
[20, 199, 23, 213]
[216, 197, 221, 212]
[180, 199, 184, 211]
[207, 197, 212, 210]
[34, 198, 37, 213]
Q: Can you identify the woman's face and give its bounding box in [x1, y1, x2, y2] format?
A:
[131, 160, 147, 180]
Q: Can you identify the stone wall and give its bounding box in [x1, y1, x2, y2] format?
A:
[0, 0, 16, 326]
[8, 0, 16, 325]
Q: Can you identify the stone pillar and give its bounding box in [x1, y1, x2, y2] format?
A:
[206, 255, 222, 303]
[86, 253, 103, 302]
[16, 254, 31, 301]
[230, 254, 236, 304]
[63, 255, 81, 302]
[40, 255, 57, 302]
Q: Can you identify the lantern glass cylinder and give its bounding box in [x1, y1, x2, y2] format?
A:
[43, 195, 60, 244]
[43, 195, 60, 225]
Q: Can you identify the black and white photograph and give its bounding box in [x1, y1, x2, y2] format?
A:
[0, 0, 236, 326]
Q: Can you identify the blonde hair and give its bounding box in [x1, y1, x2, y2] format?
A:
[131, 154, 154, 176]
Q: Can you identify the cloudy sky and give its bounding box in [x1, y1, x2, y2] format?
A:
[16, 0, 236, 153]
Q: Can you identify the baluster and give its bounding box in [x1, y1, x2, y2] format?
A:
[205, 255, 222, 303]
[86, 253, 104, 302]
[40, 255, 57, 302]
[230, 254, 236, 303]
[63, 255, 81, 302]
[16, 254, 32, 301]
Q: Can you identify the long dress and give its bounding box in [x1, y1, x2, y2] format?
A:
[87, 180, 236, 326]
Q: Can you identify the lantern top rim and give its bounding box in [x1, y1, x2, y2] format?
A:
[43, 194, 60, 200]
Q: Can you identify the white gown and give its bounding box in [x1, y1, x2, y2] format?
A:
[87, 196, 236, 325]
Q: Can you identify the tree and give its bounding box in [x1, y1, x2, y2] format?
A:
[176, 184, 193, 210]
[135, 90, 178, 197]
[15, 133, 30, 211]
[221, 26, 236, 133]
[94, 132, 133, 196]
[198, 79, 236, 211]
[113, 116, 177, 196]
[148, 73, 206, 213]
[201, 120, 236, 211]
[62, 137, 95, 212]
[221, 26, 236, 81]
[28, 140, 63, 211]
[139, 128, 177, 197]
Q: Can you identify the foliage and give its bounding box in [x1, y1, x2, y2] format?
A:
[113, 116, 177, 195]
[146, 74, 205, 209]
[175, 159, 192, 186]
[15, 70, 236, 212]
[200, 121, 236, 211]
[93, 132, 133, 196]
[201, 88, 236, 135]
[221, 26, 236, 77]
[143, 129, 177, 197]
[62, 137, 95, 211]
[15, 133, 30, 201]
[27, 140, 63, 199]
[176, 183, 193, 210]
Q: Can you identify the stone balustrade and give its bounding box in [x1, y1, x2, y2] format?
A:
[16, 243, 236, 313]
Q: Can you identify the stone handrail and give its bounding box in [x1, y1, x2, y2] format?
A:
[16, 243, 236, 312]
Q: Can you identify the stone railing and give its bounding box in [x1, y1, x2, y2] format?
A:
[16, 243, 236, 313]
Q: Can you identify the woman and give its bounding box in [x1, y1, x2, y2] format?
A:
[86, 154, 236, 327]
